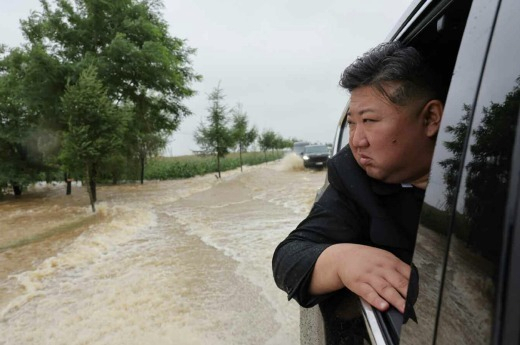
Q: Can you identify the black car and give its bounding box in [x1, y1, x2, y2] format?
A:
[301, 0, 520, 344]
[301, 145, 330, 169]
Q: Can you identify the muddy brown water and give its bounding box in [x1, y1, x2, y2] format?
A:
[0, 154, 326, 345]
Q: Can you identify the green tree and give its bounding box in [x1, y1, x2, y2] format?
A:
[231, 104, 257, 172]
[258, 129, 277, 163]
[0, 47, 54, 195]
[273, 133, 293, 151]
[284, 137, 297, 149]
[21, 0, 201, 184]
[60, 66, 129, 212]
[194, 85, 234, 178]
[22, 45, 68, 189]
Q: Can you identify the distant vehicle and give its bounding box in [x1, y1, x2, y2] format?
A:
[293, 141, 310, 156]
[302, 145, 330, 169]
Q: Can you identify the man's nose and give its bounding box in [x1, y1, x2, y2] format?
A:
[350, 125, 368, 148]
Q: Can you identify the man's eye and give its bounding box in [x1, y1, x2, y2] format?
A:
[363, 118, 375, 123]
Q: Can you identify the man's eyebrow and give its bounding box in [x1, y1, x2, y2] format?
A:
[346, 108, 376, 116]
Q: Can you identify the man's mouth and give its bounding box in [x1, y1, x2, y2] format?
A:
[358, 153, 371, 165]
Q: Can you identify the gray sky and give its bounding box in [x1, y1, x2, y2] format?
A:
[1, 0, 412, 156]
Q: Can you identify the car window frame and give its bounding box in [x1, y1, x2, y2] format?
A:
[497, 115, 520, 344]
[492, 108, 520, 345]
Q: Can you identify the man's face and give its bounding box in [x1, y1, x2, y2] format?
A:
[347, 84, 438, 186]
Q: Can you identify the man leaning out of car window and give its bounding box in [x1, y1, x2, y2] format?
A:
[272, 42, 445, 320]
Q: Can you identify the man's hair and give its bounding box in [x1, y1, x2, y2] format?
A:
[340, 42, 445, 105]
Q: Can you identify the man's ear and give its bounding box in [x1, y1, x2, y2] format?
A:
[422, 99, 444, 137]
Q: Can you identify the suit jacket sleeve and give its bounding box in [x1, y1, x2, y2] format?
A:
[272, 169, 368, 307]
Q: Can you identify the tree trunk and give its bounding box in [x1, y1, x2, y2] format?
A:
[13, 184, 22, 196]
[64, 172, 72, 195]
[85, 164, 96, 212]
[140, 156, 145, 185]
[91, 164, 97, 202]
[217, 155, 221, 178]
[239, 144, 243, 172]
[90, 177, 97, 203]
[264, 151, 267, 165]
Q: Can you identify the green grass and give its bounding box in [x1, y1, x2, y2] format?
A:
[144, 151, 284, 180]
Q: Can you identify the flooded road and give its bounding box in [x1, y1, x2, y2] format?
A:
[0, 155, 326, 345]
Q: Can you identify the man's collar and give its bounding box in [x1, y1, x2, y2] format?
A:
[370, 178, 402, 196]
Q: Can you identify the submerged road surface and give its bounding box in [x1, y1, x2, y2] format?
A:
[0, 155, 326, 345]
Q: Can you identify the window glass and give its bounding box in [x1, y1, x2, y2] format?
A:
[335, 106, 350, 153]
[337, 124, 349, 152]
[435, 0, 520, 343]
[304, 145, 329, 154]
[400, 0, 500, 343]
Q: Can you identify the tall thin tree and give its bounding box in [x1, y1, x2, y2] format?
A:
[231, 104, 257, 172]
[60, 66, 129, 212]
[194, 84, 234, 178]
[258, 130, 277, 164]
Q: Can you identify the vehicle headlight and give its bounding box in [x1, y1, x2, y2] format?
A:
[303, 155, 309, 160]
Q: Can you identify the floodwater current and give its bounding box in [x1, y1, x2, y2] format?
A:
[0, 154, 326, 345]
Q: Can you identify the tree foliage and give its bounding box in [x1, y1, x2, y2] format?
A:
[60, 66, 129, 211]
[0, 0, 200, 202]
[22, 0, 200, 185]
[257, 129, 293, 163]
[194, 86, 294, 175]
[258, 130, 277, 153]
[231, 103, 257, 172]
[0, 47, 52, 194]
[194, 84, 234, 178]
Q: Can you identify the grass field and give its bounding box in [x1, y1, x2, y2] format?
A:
[144, 151, 285, 180]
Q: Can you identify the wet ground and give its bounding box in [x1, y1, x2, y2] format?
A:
[0, 154, 326, 345]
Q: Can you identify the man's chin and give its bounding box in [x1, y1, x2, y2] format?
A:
[355, 159, 392, 183]
[364, 167, 380, 179]
[364, 167, 391, 183]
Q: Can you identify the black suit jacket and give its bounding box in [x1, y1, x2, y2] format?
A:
[272, 146, 424, 307]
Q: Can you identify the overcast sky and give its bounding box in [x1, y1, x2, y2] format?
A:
[1, 0, 412, 156]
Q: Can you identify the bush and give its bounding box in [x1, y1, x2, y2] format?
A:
[144, 151, 283, 180]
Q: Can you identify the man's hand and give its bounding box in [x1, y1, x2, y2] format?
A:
[310, 243, 411, 313]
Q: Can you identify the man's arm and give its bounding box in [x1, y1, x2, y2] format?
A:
[272, 185, 364, 307]
[310, 243, 411, 313]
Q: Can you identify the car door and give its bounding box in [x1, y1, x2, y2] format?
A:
[419, 0, 520, 343]
[301, 0, 520, 343]
[399, 0, 520, 344]
[363, 0, 502, 343]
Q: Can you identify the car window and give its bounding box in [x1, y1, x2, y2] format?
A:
[400, 0, 501, 343]
[334, 108, 350, 154]
[499, 132, 520, 344]
[434, 0, 520, 343]
[304, 145, 329, 154]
